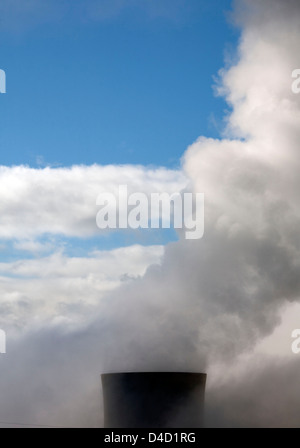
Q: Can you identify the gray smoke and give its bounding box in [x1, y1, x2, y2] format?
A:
[100, 0, 300, 371]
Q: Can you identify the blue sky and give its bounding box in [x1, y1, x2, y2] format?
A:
[0, 0, 238, 168]
[0, 0, 241, 259]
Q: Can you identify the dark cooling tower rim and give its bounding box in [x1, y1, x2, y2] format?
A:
[101, 371, 207, 428]
[101, 371, 207, 374]
[101, 371, 207, 375]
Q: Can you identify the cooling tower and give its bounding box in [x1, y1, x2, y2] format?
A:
[101, 372, 207, 428]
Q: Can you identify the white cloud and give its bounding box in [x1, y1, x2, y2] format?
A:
[13, 239, 54, 254]
[0, 244, 164, 334]
[0, 164, 187, 240]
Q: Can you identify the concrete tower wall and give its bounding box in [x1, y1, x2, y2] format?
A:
[101, 372, 207, 428]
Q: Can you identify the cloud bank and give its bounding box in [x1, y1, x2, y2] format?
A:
[0, 164, 186, 239]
